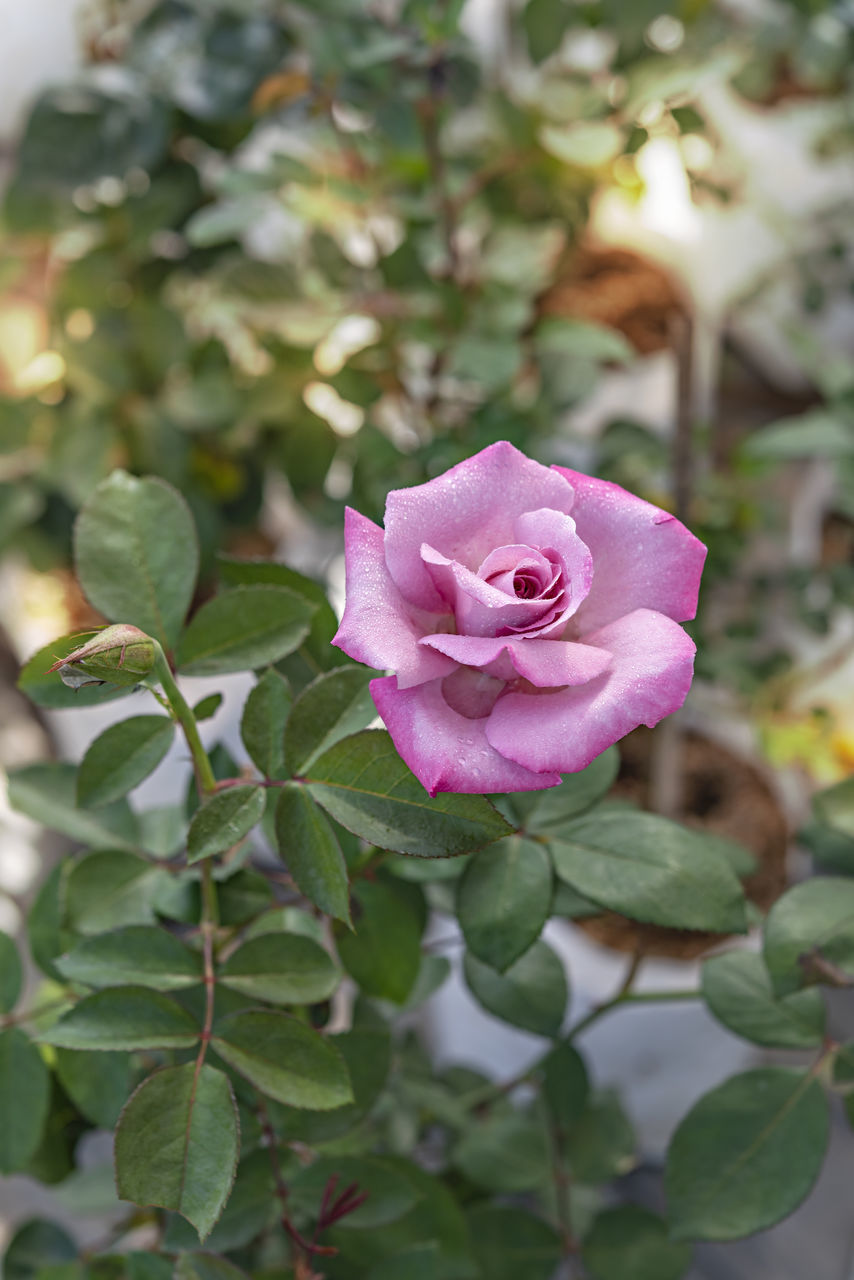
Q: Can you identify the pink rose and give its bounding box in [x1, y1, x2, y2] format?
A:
[333, 442, 706, 795]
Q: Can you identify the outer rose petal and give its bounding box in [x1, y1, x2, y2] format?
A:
[332, 508, 456, 689]
[386, 441, 576, 611]
[485, 608, 696, 774]
[553, 467, 707, 631]
[370, 675, 561, 796]
[420, 633, 613, 688]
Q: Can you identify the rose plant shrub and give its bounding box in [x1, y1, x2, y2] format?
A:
[334, 441, 705, 794]
[0, 463, 847, 1280]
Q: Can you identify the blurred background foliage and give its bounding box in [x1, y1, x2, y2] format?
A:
[1, 0, 854, 774]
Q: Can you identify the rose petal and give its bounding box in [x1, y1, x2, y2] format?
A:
[479, 545, 558, 598]
[553, 467, 707, 631]
[514, 508, 593, 619]
[333, 508, 456, 689]
[485, 608, 696, 773]
[370, 675, 561, 796]
[385, 441, 575, 611]
[421, 633, 613, 688]
[422, 544, 562, 637]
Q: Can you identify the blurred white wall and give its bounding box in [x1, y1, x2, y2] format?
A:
[0, 0, 82, 141]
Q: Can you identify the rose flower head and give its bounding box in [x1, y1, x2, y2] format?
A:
[333, 441, 706, 796]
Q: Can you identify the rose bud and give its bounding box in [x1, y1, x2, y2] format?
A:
[47, 624, 157, 689]
[333, 441, 706, 795]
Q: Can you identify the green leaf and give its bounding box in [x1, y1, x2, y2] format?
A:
[566, 1091, 637, 1183]
[541, 1041, 590, 1130]
[457, 837, 552, 972]
[289, 1156, 420, 1229]
[524, 0, 575, 61]
[0, 931, 22, 1013]
[115, 1062, 239, 1242]
[217, 555, 348, 685]
[164, 1149, 272, 1253]
[56, 926, 203, 991]
[74, 471, 199, 650]
[274, 783, 351, 924]
[337, 879, 423, 1004]
[174, 1255, 248, 1280]
[18, 633, 133, 710]
[464, 941, 567, 1036]
[454, 1108, 550, 1192]
[764, 877, 854, 996]
[139, 804, 187, 858]
[240, 669, 291, 778]
[582, 1206, 692, 1280]
[219, 933, 339, 1004]
[665, 1068, 829, 1240]
[8, 763, 139, 852]
[211, 1010, 352, 1109]
[66, 851, 160, 934]
[305, 730, 512, 857]
[54, 1048, 131, 1128]
[551, 881, 602, 920]
[402, 953, 451, 1010]
[702, 950, 825, 1048]
[284, 666, 376, 775]
[2, 1220, 77, 1280]
[40, 987, 199, 1051]
[193, 693, 223, 722]
[187, 785, 266, 863]
[799, 820, 854, 875]
[367, 1246, 441, 1280]
[177, 586, 315, 676]
[127, 1252, 173, 1280]
[0, 1029, 50, 1172]
[271, 1025, 391, 1143]
[216, 868, 273, 926]
[550, 811, 748, 933]
[743, 411, 854, 461]
[467, 1204, 561, 1280]
[814, 777, 854, 838]
[522, 748, 619, 832]
[77, 715, 174, 808]
[28, 862, 72, 982]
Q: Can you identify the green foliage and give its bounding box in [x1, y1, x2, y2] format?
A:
[115, 1063, 239, 1241]
[77, 716, 174, 807]
[218, 934, 339, 1005]
[763, 877, 854, 995]
[187, 786, 266, 863]
[0, 1030, 50, 1172]
[284, 666, 376, 776]
[0, 931, 22, 1013]
[240, 669, 291, 778]
[464, 940, 568, 1036]
[582, 1205, 692, 1280]
[40, 987, 200, 1051]
[56, 926, 203, 991]
[210, 1011, 352, 1109]
[303, 730, 512, 856]
[665, 1068, 829, 1240]
[74, 473, 198, 651]
[274, 783, 352, 923]
[701, 950, 825, 1048]
[549, 810, 749, 933]
[177, 587, 315, 676]
[456, 836, 552, 971]
[337, 879, 424, 1003]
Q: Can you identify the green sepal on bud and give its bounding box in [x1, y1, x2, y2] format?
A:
[47, 625, 157, 689]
